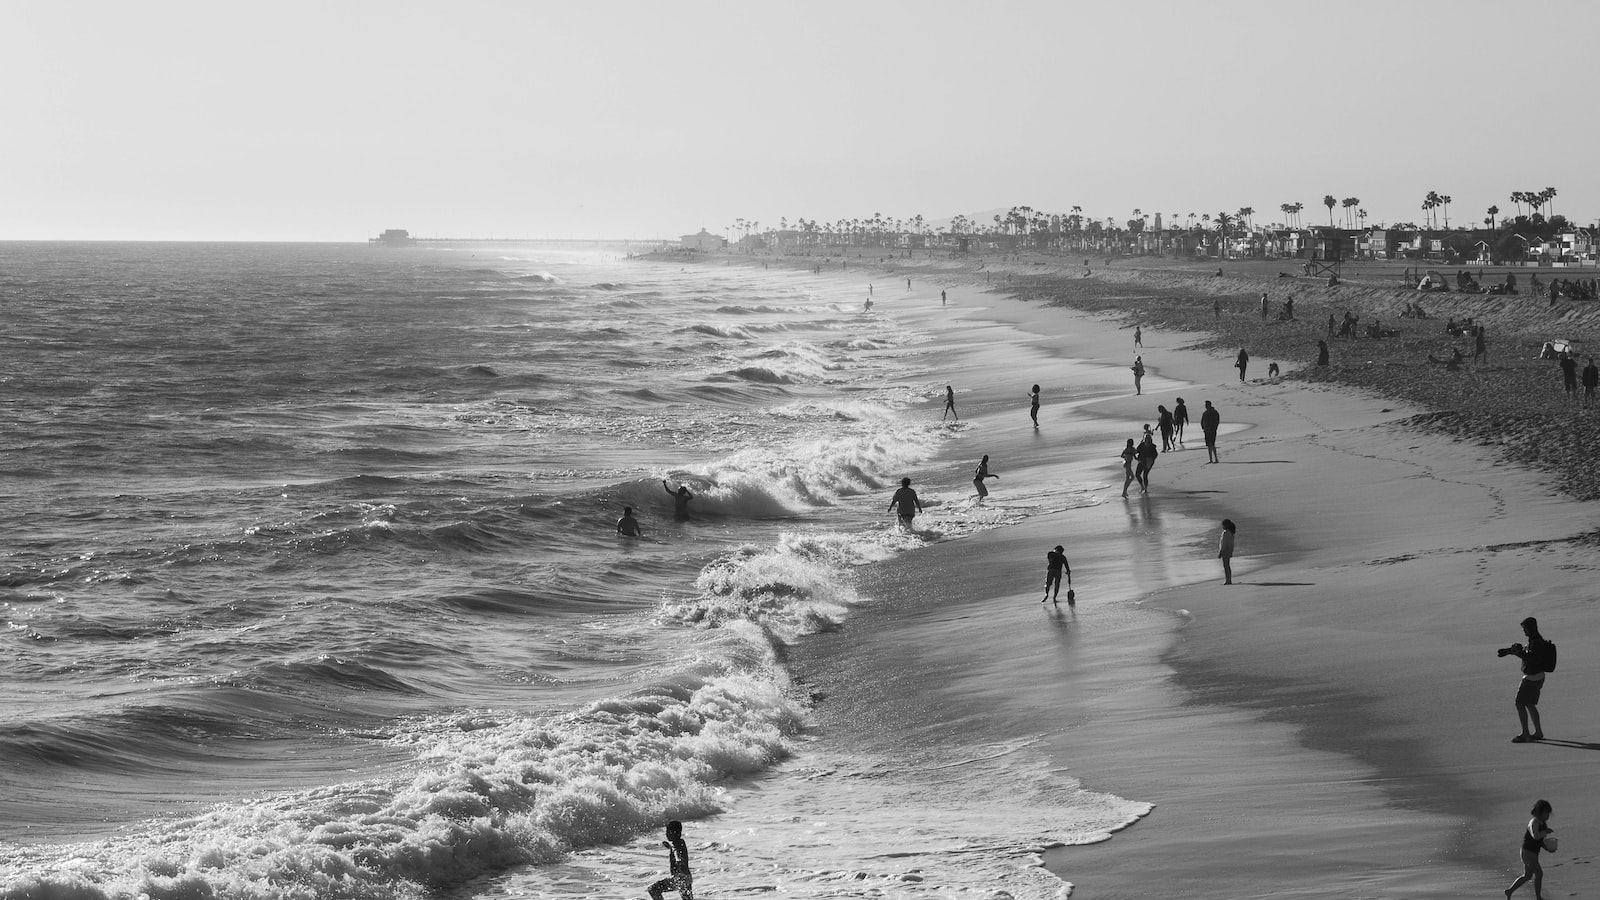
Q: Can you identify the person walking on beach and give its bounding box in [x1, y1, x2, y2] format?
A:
[1134, 431, 1158, 493]
[663, 481, 694, 520]
[1200, 400, 1221, 463]
[906, 277, 911, 289]
[1260, 292, 1269, 319]
[972, 454, 999, 500]
[942, 385, 958, 421]
[941, 289, 947, 306]
[1474, 326, 1488, 365]
[1500, 616, 1555, 743]
[888, 477, 923, 531]
[1119, 438, 1138, 498]
[1235, 348, 1249, 382]
[1583, 357, 1598, 408]
[1173, 397, 1189, 445]
[1134, 325, 1143, 348]
[1028, 384, 1041, 427]
[647, 820, 694, 900]
[1218, 519, 1236, 585]
[1504, 799, 1555, 900]
[1131, 356, 1145, 395]
[1213, 298, 1222, 318]
[1157, 405, 1175, 452]
[1327, 313, 1335, 337]
[617, 506, 643, 537]
[1044, 545, 1072, 603]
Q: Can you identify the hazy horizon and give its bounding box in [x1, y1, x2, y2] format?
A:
[7, 0, 1597, 242]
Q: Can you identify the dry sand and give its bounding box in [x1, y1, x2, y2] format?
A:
[694, 248, 1600, 897]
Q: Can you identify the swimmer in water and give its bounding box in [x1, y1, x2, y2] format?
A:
[662, 480, 693, 520]
[616, 506, 642, 537]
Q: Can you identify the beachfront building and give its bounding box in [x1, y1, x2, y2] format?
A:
[680, 229, 725, 252]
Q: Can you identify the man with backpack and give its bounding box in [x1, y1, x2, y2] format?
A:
[1499, 616, 1557, 743]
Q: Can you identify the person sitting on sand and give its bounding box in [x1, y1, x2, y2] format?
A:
[663, 481, 694, 520]
[1267, 362, 1280, 378]
[617, 506, 643, 537]
[1044, 545, 1072, 603]
[1505, 799, 1554, 900]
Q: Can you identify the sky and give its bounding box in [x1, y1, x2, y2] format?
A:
[3, 0, 1597, 241]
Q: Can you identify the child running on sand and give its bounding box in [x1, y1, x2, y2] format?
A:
[1504, 800, 1554, 900]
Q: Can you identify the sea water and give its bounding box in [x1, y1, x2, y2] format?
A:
[0, 242, 1143, 899]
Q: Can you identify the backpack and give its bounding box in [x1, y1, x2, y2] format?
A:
[1539, 639, 1558, 673]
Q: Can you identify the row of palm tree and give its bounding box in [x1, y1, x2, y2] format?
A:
[750, 184, 1565, 245]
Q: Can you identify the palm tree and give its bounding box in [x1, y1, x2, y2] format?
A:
[1214, 211, 1234, 258]
[1237, 207, 1254, 233]
[1357, 209, 1367, 229]
[1544, 187, 1557, 218]
[1289, 202, 1305, 229]
[1323, 195, 1337, 227]
[1341, 197, 1359, 228]
[1487, 205, 1499, 231]
[1439, 195, 1451, 229]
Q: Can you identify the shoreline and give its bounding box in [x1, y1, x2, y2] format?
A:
[657, 250, 1600, 896]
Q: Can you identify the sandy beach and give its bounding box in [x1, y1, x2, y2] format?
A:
[701, 249, 1600, 898]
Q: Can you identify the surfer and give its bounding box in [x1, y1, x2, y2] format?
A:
[1044, 545, 1072, 603]
[616, 506, 642, 537]
[662, 480, 694, 520]
[887, 477, 923, 531]
[647, 820, 694, 900]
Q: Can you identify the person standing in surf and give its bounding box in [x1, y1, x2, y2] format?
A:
[973, 454, 999, 500]
[1119, 438, 1137, 498]
[616, 506, 642, 537]
[663, 480, 694, 520]
[888, 477, 923, 531]
[1218, 519, 1236, 584]
[942, 385, 958, 421]
[1044, 544, 1072, 603]
[647, 820, 694, 900]
[1028, 384, 1041, 427]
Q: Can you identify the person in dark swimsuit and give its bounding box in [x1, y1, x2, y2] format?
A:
[1028, 384, 1040, 427]
[1504, 799, 1553, 900]
[1172, 398, 1189, 445]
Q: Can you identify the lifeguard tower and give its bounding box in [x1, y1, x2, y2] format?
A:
[1305, 227, 1343, 278]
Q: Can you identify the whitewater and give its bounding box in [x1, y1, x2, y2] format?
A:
[0, 242, 1143, 899]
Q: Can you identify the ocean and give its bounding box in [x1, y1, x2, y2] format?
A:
[0, 242, 1146, 899]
